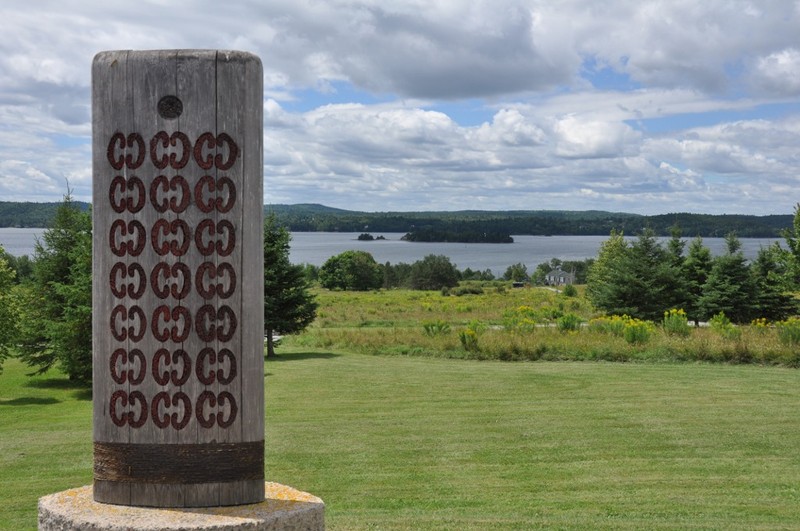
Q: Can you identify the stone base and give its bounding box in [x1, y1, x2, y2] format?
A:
[38, 482, 324, 530]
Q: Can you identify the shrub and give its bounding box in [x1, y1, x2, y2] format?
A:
[459, 329, 479, 351]
[623, 318, 654, 344]
[663, 308, 690, 337]
[709, 312, 741, 340]
[556, 313, 582, 332]
[588, 315, 628, 337]
[503, 305, 538, 334]
[459, 320, 485, 352]
[562, 284, 578, 297]
[776, 317, 800, 346]
[422, 320, 451, 337]
[452, 285, 484, 296]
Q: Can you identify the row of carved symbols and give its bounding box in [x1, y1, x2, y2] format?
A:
[110, 175, 236, 214]
[110, 347, 237, 386]
[107, 131, 239, 171]
[110, 261, 236, 300]
[110, 390, 237, 430]
[110, 304, 238, 343]
[110, 218, 236, 257]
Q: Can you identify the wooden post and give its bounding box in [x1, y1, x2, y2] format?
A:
[91, 50, 264, 507]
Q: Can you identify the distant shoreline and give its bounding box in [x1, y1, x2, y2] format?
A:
[0, 201, 794, 238]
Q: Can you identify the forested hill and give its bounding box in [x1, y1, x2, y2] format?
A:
[265, 204, 792, 238]
[0, 201, 792, 237]
[0, 201, 91, 228]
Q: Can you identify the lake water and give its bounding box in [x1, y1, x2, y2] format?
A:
[0, 228, 781, 276]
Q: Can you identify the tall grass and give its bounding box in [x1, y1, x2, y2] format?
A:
[291, 287, 800, 366]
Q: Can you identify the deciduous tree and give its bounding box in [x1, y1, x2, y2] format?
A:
[320, 250, 383, 291]
[409, 254, 460, 290]
[503, 262, 529, 282]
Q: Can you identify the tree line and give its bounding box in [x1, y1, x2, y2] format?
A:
[1, 200, 792, 237]
[301, 251, 578, 292]
[2, 194, 799, 380]
[265, 204, 791, 237]
[586, 223, 800, 324]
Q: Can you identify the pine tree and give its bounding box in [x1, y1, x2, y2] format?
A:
[751, 243, 798, 321]
[587, 229, 684, 321]
[586, 229, 628, 311]
[682, 236, 713, 325]
[0, 247, 19, 375]
[698, 233, 758, 323]
[781, 203, 800, 289]
[17, 193, 92, 380]
[264, 214, 318, 358]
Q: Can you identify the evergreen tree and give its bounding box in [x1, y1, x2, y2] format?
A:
[781, 203, 800, 289]
[698, 233, 758, 323]
[588, 229, 684, 320]
[587, 230, 628, 312]
[17, 193, 92, 380]
[751, 243, 798, 321]
[50, 227, 92, 380]
[0, 246, 19, 374]
[666, 225, 686, 268]
[682, 236, 713, 325]
[263, 214, 318, 358]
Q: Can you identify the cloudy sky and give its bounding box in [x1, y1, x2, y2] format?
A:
[2, 1, 800, 215]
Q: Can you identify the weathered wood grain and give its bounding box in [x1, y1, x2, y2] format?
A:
[92, 49, 264, 508]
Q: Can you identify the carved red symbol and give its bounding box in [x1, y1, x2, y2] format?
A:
[107, 132, 145, 170]
[109, 348, 146, 385]
[109, 175, 146, 214]
[196, 390, 237, 429]
[196, 347, 237, 385]
[110, 390, 148, 428]
[195, 219, 235, 257]
[194, 175, 236, 214]
[110, 262, 147, 300]
[150, 131, 191, 170]
[110, 305, 146, 342]
[110, 219, 146, 257]
[195, 262, 236, 299]
[151, 391, 192, 430]
[152, 348, 192, 386]
[151, 218, 191, 257]
[150, 175, 190, 213]
[193, 132, 239, 170]
[195, 304, 237, 342]
[151, 305, 192, 343]
[150, 262, 191, 300]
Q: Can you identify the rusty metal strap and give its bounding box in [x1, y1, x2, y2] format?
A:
[94, 441, 264, 484]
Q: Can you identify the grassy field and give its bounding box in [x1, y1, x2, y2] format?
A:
[290, 286, 800, 366]
[2, 351, 800, 529]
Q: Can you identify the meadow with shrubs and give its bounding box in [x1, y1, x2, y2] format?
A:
[285, 284, 800, 366]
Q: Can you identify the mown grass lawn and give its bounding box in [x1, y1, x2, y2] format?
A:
[3, 352, 799, 529]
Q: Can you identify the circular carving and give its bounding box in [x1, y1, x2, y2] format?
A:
[157, 95, 183, 119]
